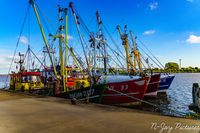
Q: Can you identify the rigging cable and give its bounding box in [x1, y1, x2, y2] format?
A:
[138, 45, 163, 70]
[104, 42, 126, 69]
[74, 8, 91, 35]
[35, 2, 56, 34]
[140, 54, 151, 70]
[30, 48, 46, 69]
[137, 38, 165, 69]
[28, 8, 31, 71]
[102, 24, 126, 60]
[4, 5, 30, 88]
[69, 4, 91, 75]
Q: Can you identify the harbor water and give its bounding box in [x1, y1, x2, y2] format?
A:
[0, 75, 9, 89]
[163, 73, 200, 116]
[0, 73, 199, 117]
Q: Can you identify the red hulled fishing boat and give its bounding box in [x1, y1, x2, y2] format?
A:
[97, 75, 149, 104]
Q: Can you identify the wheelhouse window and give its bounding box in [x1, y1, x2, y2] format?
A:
[22, 76, 41, 82]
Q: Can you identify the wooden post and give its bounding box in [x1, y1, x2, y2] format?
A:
[193, 83, 200, 107]
[189, 83, 200, 113]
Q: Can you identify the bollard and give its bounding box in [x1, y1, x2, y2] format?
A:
[193, 83, 200, 107]
[189, 83, 200, 113]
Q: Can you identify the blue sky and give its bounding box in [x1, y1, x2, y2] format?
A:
[1, 0, 200, 74]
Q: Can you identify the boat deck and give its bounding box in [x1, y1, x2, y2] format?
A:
[0, 90, 199, 133]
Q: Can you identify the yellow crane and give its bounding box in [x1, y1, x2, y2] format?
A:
[117, 25, 133, 73]
[29, 0, 67, 92]
[29, 0, 59, 79]
[130, 31, 142, 71]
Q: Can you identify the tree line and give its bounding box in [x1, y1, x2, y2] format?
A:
[152, 62, 200, 73]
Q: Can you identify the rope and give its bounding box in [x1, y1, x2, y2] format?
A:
[4, 5, 30, 88]
[163, 108, 200, 119]
[186, 112, 200, 119]
[109, 88, 200, 119]
[109, 88, 158, 107]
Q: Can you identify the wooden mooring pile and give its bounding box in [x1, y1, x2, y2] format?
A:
[189, 83, 200, 113]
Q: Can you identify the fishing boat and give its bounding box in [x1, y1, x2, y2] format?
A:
[117, 25, 174, 94]
[158, 74, 175, 92]
[57, 74, 150, 104]
[131, 34, 175, 92]
[9, 52, 44, 92]
[28, 0, 150, 105]
[90, 11, 150, 103]
[116, 25, 160, 97]
[97, 75, 149, 104]
[10, 71, 44, 92]
[44, 67, 149, 104]
[145, 74, 160, 96]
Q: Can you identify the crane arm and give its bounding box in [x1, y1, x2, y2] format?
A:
[116, 25, 123, 38]
[130, 31, 142, 70]
[117, 25, 132, 73]
[29, 0, 58, 78]
[130, 31, 137, 50]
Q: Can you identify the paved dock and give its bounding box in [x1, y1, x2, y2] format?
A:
[0, 90, 200, 133]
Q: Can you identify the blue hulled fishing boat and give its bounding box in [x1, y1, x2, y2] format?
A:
[158, 74, 175, 92]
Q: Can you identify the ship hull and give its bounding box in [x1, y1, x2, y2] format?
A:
[100, 76, 149, 104]
[65, 84, 106, 103]
[144, 74, 160, 97]
[53, 75, 150, 104]
[158, 74, 175, 93]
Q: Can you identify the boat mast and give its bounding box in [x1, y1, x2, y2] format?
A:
[29, 0, 58, 78]
[69, 3, 91, 75]
[117, 25, 131, 73]
[96, 11, 107, 75]
[64, 7, 68, 92]
[69, 2, 96, 83]
[58, 5, 67, 92]
[26, 45, 31, 71]
[93, 36, 97, 76]
[89, 34, 96, 76]
[18, 52, 25, 72]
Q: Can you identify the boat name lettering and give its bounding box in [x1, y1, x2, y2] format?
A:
[69, 89, 95, 99]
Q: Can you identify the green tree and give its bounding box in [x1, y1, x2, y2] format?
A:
[165, 62, 179, 72]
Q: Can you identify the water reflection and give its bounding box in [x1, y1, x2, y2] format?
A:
[164, 73, 200, 116]
[0, 75, 10, 89]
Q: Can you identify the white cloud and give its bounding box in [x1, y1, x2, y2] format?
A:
[19, 36, 29, 45]
[186, 0, 194, 2]
[149, 2, 158, 10]
[143, 30, 156, 35]
[186, 35, 200, 44]
[61, 34, 73, 40]
[0, 51, 15, 74]
[176, 40, 185, 44]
